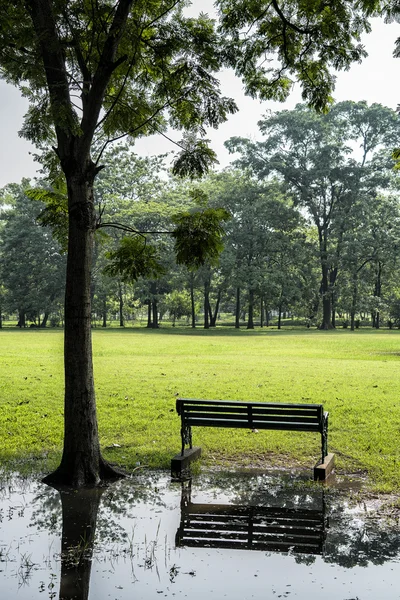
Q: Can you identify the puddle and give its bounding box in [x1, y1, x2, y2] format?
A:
[0, 470, 399, 599]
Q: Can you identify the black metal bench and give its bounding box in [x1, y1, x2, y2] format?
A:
[176, 398, 329, 464]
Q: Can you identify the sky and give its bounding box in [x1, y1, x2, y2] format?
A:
[0, 4, 399, 188]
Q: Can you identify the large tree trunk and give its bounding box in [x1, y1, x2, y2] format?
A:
[17, 310, 26, 328]
[152, 299, 159, 328]
[43, 171, 122, 487]
[319, 264, 333, 330]
[235, 287, 240, 329]
[118, 281, 124, 327]
[40, 312, 49, 328]
[373, 261, 382, 329]
[146, 301, 152, 328]
[210, 289, 221, 327]
[278, 303, 282, 330]
[247, 288, 254, 329]
[190, 276, 196, 328]
[204, 279, 210, 329]
[28, 0, 131, 488]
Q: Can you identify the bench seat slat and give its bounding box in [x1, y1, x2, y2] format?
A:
[187, 505, 323, 521]
[182, 406, 321, 417]
[184, 522, 324, 537]
[185, 418, 321, 431]
[183, 412, 321, 425]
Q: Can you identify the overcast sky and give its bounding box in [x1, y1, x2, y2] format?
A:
[0, 4, 399, 188]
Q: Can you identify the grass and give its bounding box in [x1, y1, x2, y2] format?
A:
[1, 327, 400, 492]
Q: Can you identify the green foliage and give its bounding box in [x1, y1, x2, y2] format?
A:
[25, 182, 69, 252]
[163, 289, 192, 322]
[0, 183, 66, 323]
[216, 0, 382, 111]
[172, 206, 231, 269]
[172, 135, 220, 179]
[226, 101, 400, 328]
[0, 1, 237, 178]
[104, 236, 165, 283]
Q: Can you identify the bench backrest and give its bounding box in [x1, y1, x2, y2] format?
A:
[176, 502, 326, 554]
[177, 398, 324, 432]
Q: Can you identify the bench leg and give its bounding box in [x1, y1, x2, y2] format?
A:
[321, 414, 328, 463]
[181, 424, 192, 456]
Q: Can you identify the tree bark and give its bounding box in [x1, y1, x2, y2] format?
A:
[28, 0, 132, 487]
[152, 299, 159, 328]
[40, 312, 49, 328]
[373, 261, 382, 329]
[319, 264, 333, 330]
[43, 170, 123, 487]
[235, 287, 240, 329]
[210, 289, 221, 327]
[190, 276, 196, 328]
[331, 292, 336, 329]
[247, 288, 254, 329]
[118, 281, 124, 327]
[204, 279, 210, 329]
[146, 301, 152, 328]
[102, 296, 107, 328]
[350, 272, 358, 331]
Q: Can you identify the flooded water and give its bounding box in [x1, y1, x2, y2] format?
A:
[0, 470, 399, 599]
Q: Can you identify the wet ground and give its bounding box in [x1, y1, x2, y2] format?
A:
[0, 469, 399, 600]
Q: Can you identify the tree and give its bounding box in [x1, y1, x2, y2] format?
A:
[0, 1, 240, 487]
[202, 170, 302, 329]
[0, 182, 66, 327]
[227, 102, 400, 328]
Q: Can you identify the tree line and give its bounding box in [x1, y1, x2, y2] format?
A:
[1, 101, 400, 332]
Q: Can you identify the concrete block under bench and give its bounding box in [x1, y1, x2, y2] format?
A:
[171, 446, 201, 476]
[314, 453, 335, 481]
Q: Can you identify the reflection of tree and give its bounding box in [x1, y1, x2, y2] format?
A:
[57, 487, 104, 600]
[325, 510, 400, 568]
[30, 474, 168, 600]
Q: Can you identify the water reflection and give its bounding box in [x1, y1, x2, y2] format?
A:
[1, 471, 400, 600]
[176, 479, 327, 554]
[57, 487, 104, 600]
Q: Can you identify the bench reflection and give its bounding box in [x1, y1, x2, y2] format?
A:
[176, 480, 327, 555]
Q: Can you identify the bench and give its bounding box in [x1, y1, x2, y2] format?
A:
[176, 501, 327, 555]
[176, 398, 329, 465]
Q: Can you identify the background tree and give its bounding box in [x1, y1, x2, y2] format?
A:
[0, 182, 66, 327]
[227, 102, 400, 328]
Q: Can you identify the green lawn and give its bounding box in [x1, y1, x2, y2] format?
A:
[1, 327, 400, 491]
